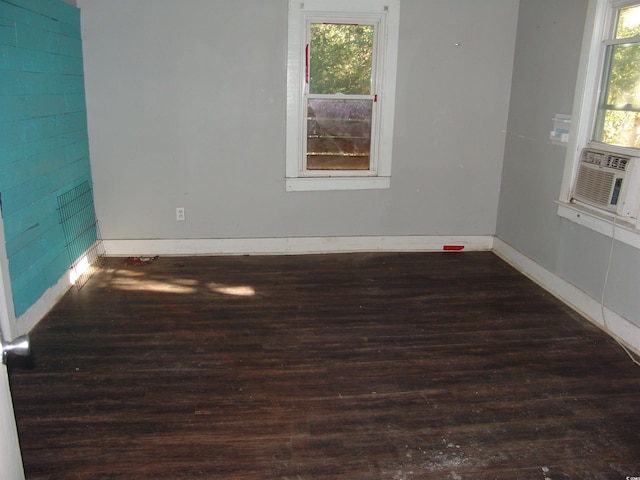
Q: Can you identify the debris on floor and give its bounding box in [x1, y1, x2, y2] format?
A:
[124, 256, 159, 266]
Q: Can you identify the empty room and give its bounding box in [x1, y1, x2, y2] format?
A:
[1, 0, 639, 478]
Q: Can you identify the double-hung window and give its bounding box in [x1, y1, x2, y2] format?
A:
[286, 0, 400, 191]
[559, 0, 640, 241]
[594, 1, 640, 148]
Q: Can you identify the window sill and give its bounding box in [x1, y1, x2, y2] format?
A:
[286, 176, 391, 192]
[556, 201, 640, 249]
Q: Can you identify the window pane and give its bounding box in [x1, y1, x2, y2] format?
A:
[594, 43, 640, 148]
[616, 5, 640, 39]
[309, 23, 373, 95]
[307, 99, 372, 170]
[595, 110, 640, 147]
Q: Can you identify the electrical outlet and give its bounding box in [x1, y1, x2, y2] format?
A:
[176, 207, 185, 221]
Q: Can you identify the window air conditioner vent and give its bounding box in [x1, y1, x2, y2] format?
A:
[572, 148, 640, 219]
[574, 166, 616, 207]
[604, 155, 628, 170]
[581, 149, 629, 170]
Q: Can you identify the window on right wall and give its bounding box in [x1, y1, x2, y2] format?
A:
[559, 0, 640, 240]
[594, 2, 640, 148]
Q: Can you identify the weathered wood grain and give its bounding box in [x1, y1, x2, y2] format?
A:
[8, 252, 640, 479]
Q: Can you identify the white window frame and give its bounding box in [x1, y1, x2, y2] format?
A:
[558, 0, 640, 248]
[286, 0, 400, 192]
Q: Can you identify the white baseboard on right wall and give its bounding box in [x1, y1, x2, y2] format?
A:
[493, 238, 640, 356]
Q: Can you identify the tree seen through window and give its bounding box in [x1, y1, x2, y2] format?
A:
[306, 23, 375, 170]
[595, 4, 640, 148]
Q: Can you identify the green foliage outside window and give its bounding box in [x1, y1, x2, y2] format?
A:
[597, 5, 640, 148]
[309, 23, 374, 95]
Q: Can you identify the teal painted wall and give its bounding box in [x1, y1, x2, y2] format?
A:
[0, 0, 93, 316]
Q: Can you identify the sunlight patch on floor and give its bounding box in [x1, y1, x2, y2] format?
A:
[111, 277, 197, 294]
[106, 268, 257, 297]
[207, 283, 256, 297]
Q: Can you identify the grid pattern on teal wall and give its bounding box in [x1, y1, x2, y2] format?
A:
[0, 0, 94, 316]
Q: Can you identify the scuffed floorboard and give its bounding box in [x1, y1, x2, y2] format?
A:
[8, 252, 640, 479]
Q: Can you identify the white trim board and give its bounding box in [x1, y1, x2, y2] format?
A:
[15, 273, 71, 338]
[556, 202, 640, 250]
[493, 237, 640, 356]
[14, 242, 102, 338]
[102, 236, 495, 257]
[8, 235, 492, 338]
[16, 235, 639, 359]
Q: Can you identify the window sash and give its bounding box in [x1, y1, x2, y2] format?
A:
[301, 18, 382, 176]
[304, 97, 376, 173]
[286, 0, 400, 191]
[592, 3, 640, 148]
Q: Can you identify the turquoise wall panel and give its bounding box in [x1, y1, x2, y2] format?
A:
[2, 162, 91, 224]
[64, 93, 85, 112]
[0, 127, 88, 169]
[0, 1, 79, 31]
[0, 19, 16, 46]
[0, 94, 67, 121]
[11, 249, 69, 315]
[0, 0, 94, 318]
[0, 45, 84, 75]
[15, 22, 82, 57]
[1, 70, 85, 95]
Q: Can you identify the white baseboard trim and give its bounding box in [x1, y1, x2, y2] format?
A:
[24, 236, 637, 359]
[103, 235, 495, 257]
[15, 236, 491, 335]
[16, 269, 73, 337]
[16, 243, 101, 337]
[493, 238, 640, 356]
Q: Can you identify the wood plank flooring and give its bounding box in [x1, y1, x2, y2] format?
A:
[7, 252, 640, 479]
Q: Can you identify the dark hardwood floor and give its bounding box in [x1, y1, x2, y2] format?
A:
[7, 252, 640, 479]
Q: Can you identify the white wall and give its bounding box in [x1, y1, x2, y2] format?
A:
[496, 0, 585, 268]
[79, 0, 518, 244]
[0, 366, 24, 480]
[496, 0, 640, 341]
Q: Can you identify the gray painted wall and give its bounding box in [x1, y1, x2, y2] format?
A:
[496, 0, 640, 329]
[78, 0, 518, 241]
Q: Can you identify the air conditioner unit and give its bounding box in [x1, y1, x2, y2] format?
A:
[572, 148, 640, 220]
